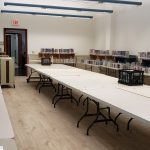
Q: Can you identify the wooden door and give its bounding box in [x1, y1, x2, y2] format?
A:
[18, 33, 22, 67]
[6, 35, 11, 56]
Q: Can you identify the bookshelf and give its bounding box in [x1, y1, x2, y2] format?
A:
[75, 49, 150, 85]
[139, 52, 150, 67]
[139, 52, 150, 60]
[38, 48, 76, 66]
[112, 50, 129, 58]
[112, 50, 137, 64]
[89, 49, 113, 60]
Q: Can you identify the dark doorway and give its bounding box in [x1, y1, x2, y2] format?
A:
[6, 35, 11, 56]
[4, 28, 28, 76]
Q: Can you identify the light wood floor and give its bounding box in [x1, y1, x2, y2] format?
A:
[2, 77, 150, 150]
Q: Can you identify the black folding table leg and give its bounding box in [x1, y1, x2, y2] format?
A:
[77, 97, 89, 128]
[54, 97, 62, 108]
[36, 74, 42, 90]
[78, 94, 83, 103]
[83, 97, 88, 106]
[52, 83, 61, 104]
[104, 107, 122, 132]
[48, 78, 56, 92]
[39, 83, 44, 93]
[127, 118, 134, 131]
[86, 102, 100, 135]
[69, 89, 78, 106]
[72, 96, 79, 106]
[27, 69, 33, 83]
[52, 95, 58, 104]
[39, 77, 45, 93]
[114, 113, 122, 132]
[51, 83, 56, 92]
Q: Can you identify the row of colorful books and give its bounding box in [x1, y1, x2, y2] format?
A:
[84, 59, 124, 69]
[41, 48, 74, 54]
[81, 59, 150, 73]
[139, 52, 150, 59]
[90, 49, 110, 55]
[90, 49, 130, 57]
[112, 51, 129, 57]
[53, 58, 75, 63]
[132, 65, 150, 74]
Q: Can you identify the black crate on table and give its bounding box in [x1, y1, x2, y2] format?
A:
[118, 69, 144, 86]
[41, 58, 51, 65]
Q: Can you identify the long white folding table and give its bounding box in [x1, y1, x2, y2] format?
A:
[26, 64, 150, 134]
[0, 86, 16, 149]
[0, 139, 17, 150]
[0, 94, 14, 139]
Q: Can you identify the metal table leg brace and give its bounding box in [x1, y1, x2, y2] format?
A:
[77, 97, 122, 135]
[26, 68, 40, 83]
[52, 83, 79, 108]
[37, 74, 56, 93]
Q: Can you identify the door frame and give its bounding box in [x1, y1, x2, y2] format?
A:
[4, 28, 28, 64]
[4, 28, 28, 75]
[5, 34, 12, 56]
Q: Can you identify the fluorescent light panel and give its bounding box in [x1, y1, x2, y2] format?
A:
[82, 0, 142, 6]
[1, 10, 93, 19]
[4, 2, 113, 13]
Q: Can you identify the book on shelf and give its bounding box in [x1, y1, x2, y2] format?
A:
[54, 49, 59, 53]
[70, 49, 74, 54]
[89, 49, 110, 56]
[40, 48, 75, 57]
[139, 52, 150, 59]
[147, 52, 150, 58]
[90, 49, 94, 54]
[112, 50, 129, 57]
[59, 49, 62, 53]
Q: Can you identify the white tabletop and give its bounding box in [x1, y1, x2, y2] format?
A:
[0, 139, 17, 150]
[26, 64, 150, 122]
[117, 85, 150, 98]
[46, 74, 150, 121]
[84, 88, 150, 121]
[0, 94, 14, 139]
[26, 64, 74, 70]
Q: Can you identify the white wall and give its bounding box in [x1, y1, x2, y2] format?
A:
[110, 2, 150, 55]
[94, 16, 107, 50]
[0, 13, 94, 55]
[93, 1, 150, 55]
[1, 1, 150, 56]
[94, 14, 112, 50]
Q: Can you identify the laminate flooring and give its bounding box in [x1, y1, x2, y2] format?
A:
[2, 77, 150, 150]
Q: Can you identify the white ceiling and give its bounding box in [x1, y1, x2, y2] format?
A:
[0, 0, 147, 18]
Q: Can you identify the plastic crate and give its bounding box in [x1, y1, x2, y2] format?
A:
[118, 69, 144, 86]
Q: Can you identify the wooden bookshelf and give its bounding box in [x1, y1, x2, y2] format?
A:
[38, 53, 75, 59]
[89, 49, 113, 61]
[38, 53, 60, 59]
[90, 54, 113, 61]
[59, 53, 75, 59]
[139, 52, 150, 60]
[38, 48, 76, 66]
[112, 50, 129, 58]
